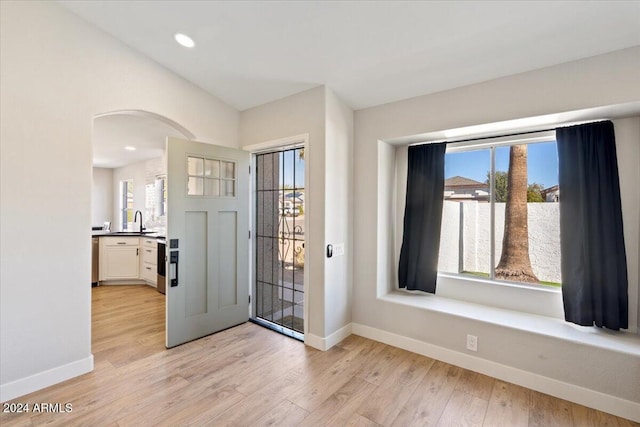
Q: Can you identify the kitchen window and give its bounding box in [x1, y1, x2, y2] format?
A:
[120, 179, 134, 231]
[144, 176, 167, 230]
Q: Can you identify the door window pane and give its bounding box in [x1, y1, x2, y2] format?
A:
[204, 178, 220, 196]
[188, 157, 204, 176]
[205, 159, 220, 178]
[222, 161, 235, 179]
[223, 180, 235, 197]
[187, 155, 235, 198]
[188, 176, 204, 196]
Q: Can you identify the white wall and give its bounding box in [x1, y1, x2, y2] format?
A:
[353, 47, 640, 416]
[240, 86, 327, 340]
[324, 89, 354, 337]
[0, 1, 239, 401]
[92, 167, 113, 227]
[614, 116, 640, 336]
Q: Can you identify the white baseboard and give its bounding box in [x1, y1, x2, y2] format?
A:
[0, 355, 94, 403]
[305, 323, 353, 351]
[351, 323, 640, 423]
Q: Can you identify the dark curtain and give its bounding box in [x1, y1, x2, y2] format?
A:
[556, 120, 628, 330]
[398, 143, 446, 293]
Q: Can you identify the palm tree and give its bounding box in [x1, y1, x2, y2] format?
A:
[494, 144, 539, 283]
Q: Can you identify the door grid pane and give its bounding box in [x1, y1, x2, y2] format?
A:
[254, 148, 305, 335]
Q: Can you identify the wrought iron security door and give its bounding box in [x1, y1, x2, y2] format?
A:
[254, 148, 305, 338]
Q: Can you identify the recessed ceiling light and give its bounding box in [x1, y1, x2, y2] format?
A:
[124, 146, 136, 151]
[174, 33, 195, 48]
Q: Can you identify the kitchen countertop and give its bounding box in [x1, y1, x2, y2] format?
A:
[92, 231, 164, 238]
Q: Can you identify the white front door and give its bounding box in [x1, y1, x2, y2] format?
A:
[166, 137, 249, 348]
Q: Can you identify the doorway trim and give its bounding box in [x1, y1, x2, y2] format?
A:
[93, 109, 196, 140]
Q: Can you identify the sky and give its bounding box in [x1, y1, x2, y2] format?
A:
[277, 141, 558, 190]
[445, 141, 558, 189]
[280, 148, 305, 189]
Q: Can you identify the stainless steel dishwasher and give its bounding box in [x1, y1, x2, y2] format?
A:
[91, 237, 99, 287]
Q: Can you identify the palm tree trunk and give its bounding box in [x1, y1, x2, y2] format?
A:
[495, 144, 539, 283]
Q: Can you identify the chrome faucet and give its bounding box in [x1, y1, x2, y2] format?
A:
[134, 210, 144, 233]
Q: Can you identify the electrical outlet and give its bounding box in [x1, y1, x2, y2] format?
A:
[466, 334, 478, 352]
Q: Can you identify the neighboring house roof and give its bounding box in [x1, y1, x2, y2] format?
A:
[444, 176, 490, 202]
[285, 191, 305, 198]
[445, 176, 487, 188]
[542, 184, 560, 202]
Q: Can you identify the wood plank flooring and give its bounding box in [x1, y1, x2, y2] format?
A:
[1, 285, 637, 427]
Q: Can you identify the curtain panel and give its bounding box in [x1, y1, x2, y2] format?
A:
[556, 120, 628, 330]
[398, 143, 446, 293]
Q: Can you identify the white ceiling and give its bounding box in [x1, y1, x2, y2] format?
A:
[69, 1, 639, 168]
[92, 113, 188, 168]
[60, 1, 640, 112]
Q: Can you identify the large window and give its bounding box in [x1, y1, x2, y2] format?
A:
[438, 134, 561, 288]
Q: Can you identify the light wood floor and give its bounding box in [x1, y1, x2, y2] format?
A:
[1, 285, 637, 427]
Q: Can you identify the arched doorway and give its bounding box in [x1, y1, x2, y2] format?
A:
[91, 110, 194, 359]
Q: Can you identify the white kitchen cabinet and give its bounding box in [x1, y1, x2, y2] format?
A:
[140, 237, 157, 286]
[99, 237, 140, 281]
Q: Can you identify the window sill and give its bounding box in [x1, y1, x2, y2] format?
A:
[381, 291, 640, 357]
[439, 272, 561, 293]
[433, 273, 564, 319]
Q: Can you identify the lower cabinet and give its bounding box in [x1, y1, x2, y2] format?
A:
[99, 237, 140, 281]
[98, 236, 158, 286]
[140, 238, 158, 286]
